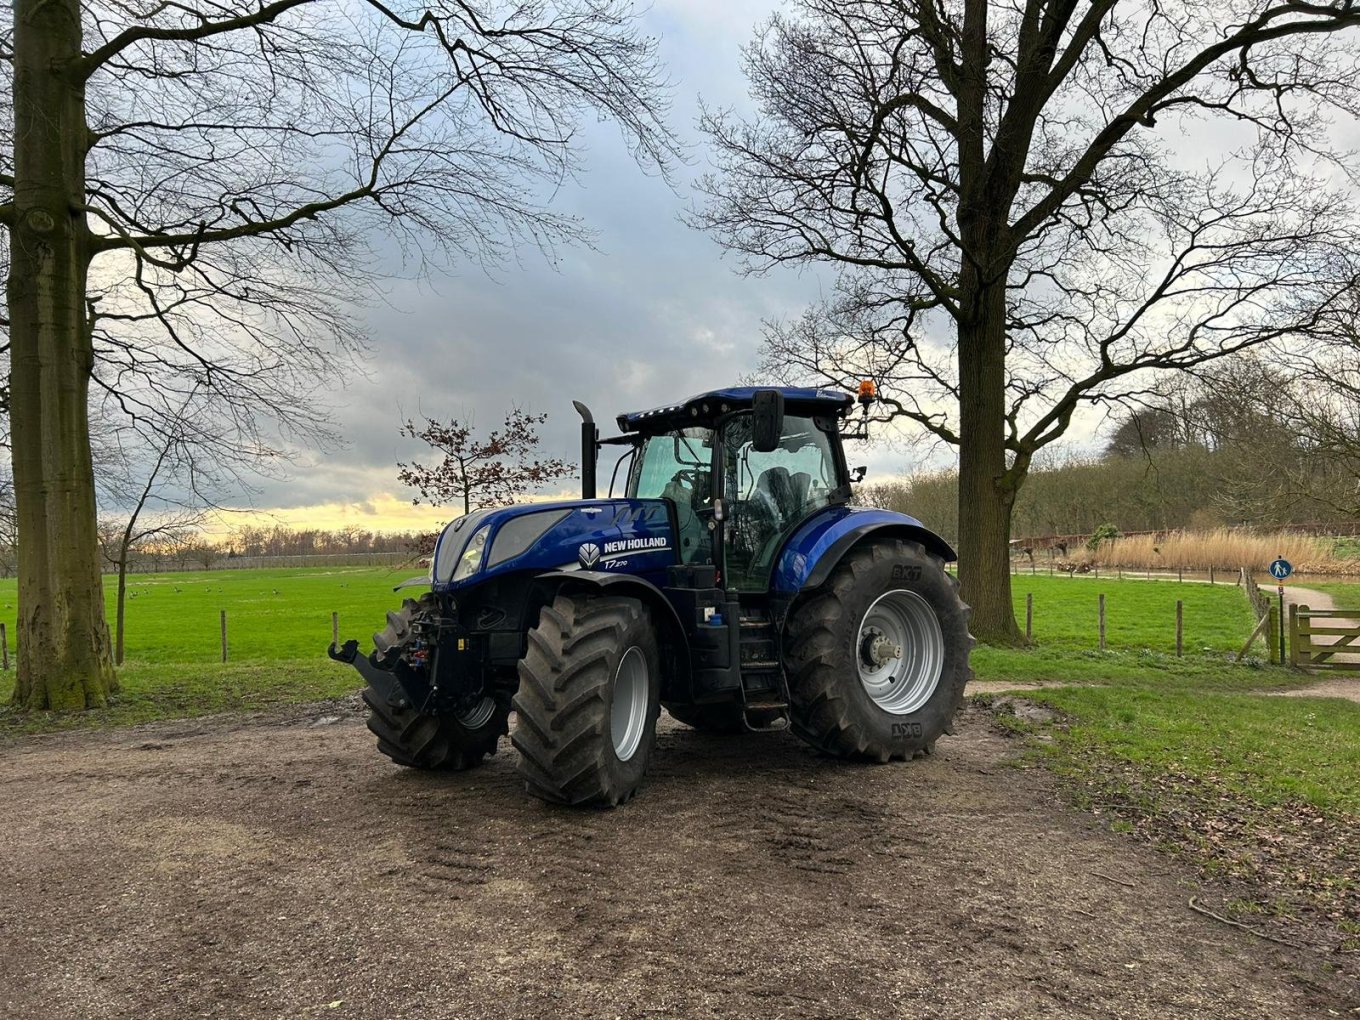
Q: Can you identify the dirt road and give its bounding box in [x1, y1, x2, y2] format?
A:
[1, 703, 1355, 1019]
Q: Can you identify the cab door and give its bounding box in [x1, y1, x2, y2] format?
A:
[720, 413, 840, 591]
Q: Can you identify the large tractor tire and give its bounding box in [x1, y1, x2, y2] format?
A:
[363, 673, 509, 771]
[512, 594, 661, 807]
[663, 702, 747, 734]
[784, 537, 971, 762]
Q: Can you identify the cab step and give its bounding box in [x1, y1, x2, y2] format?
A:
[742, 699, 789, 732]
[740, 659, 780, 671]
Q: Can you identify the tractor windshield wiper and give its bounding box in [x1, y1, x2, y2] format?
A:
[674, 430, 705, 468]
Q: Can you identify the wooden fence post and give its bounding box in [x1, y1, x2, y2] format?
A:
[220, 610, 228, 663]
[1209, 565, 1215, 585]
[1, 622, 7, 670]
[331, 611, 339, 649]
[1098, 593, 1106, 651]
[1289, 604, 1302, 667]
[1267, 603, 1279, 664]
[1026, 593, 1033, 641]
[1175, 600, 1183, 657]
[1178, 565, 1183, 583]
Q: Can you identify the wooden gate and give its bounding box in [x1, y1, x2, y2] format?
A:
[1289, 605, 1360, 671]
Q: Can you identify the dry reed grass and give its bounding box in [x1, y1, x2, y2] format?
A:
[1080, 529, 1356, 574]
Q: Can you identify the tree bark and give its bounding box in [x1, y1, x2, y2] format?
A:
[956, 268, 1024, 645]
[8, 0, 116, 708]
[951, 0, 1022, 645]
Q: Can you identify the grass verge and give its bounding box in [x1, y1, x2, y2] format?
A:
[975, 576, 1360, 949]
[978, 672, 1360, 949]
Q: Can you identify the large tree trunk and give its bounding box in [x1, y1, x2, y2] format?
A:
[951, 0, 1021, 645]
[8, 0, 116, 708]
[956, 270, 1024, 645]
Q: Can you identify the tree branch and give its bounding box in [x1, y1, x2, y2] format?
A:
[76, 0, 315, 81]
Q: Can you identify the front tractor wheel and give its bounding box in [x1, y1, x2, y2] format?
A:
[512, 594, 661, 807]
[363, 673, 509, 771]
[784, 538, 972, 762]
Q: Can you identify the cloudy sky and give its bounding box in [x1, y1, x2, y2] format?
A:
[221, 1, 1360, 536]
[240, 0, 872, 534]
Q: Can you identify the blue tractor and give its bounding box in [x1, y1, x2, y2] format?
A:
[329, 386, 971, 806]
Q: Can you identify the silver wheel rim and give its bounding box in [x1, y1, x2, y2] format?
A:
[611, 646, 649, 762]
[857, 589, 945, 716]
[457, 696, 496, 729]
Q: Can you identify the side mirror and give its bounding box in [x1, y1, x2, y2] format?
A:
[751, 389, 785, 453]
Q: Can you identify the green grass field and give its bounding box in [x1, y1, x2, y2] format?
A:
[0, 566, 1296, 730]
[0, 565, 415, 732]
[971, 574, 1307, 690]
[979, 576, 1360, 935]
[0, 565, 418, 664]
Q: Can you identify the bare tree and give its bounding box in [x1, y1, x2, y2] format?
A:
[95, 387, 248, 664]
[398, 409, 576, 515]
[693, 0, 1360, 642]
[0, 0, 674, 708]
[1113, 351, 1360, 524]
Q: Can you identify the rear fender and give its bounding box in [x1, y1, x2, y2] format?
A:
[772, 507, 956, 594]
[534, 570, 692, 700]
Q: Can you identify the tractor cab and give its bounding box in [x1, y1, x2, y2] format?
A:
[612, 387, 856, 591]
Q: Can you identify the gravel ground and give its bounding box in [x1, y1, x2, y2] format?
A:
[1, 702, 1355, 1019]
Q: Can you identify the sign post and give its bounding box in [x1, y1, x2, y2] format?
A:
[1269, 557, 1293, 663]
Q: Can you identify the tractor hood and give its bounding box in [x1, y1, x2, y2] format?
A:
[430, 498, 677, 592]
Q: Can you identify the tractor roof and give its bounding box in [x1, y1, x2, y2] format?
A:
[617, 386, 853, 433]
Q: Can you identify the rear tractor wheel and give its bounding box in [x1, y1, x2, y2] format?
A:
[512, 594, 661, 807]
[784, 538, 972, 762]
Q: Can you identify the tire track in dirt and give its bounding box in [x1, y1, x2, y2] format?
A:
[0, 707, 1355, 1019]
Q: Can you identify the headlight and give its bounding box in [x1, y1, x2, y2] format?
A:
[451, 526, 490, 582]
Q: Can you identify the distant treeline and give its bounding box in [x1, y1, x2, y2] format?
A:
[863, 355, 1360, 546]
[224, 524, 433, 558]
[862, 444, 1359, 547]
[0, 524, 437, 577]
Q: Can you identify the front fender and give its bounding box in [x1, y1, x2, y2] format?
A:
[534, 569, 692, 693]
[772, 506, 956, 594]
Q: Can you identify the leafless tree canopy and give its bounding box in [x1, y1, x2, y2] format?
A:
[702, 0, 1359, 457]
[1, 0, 674, 707]
[693, 0, 1360, 639]
[1, 0, 673, 450]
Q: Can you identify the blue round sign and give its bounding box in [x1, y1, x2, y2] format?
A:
[1269, 558, 1293, 580]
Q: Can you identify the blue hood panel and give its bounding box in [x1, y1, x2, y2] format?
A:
[432, 499, 677, 593]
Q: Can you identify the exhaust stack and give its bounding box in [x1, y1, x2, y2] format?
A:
[573, 400, 598, 499]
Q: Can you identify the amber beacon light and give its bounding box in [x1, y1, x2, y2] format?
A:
[857, 379, 877, 406]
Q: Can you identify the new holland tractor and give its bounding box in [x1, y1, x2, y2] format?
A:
[329, 386, 972, 806]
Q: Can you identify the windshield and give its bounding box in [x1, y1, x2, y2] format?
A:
[627, 428, 712, 499]
[628, 428, 713, 565]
